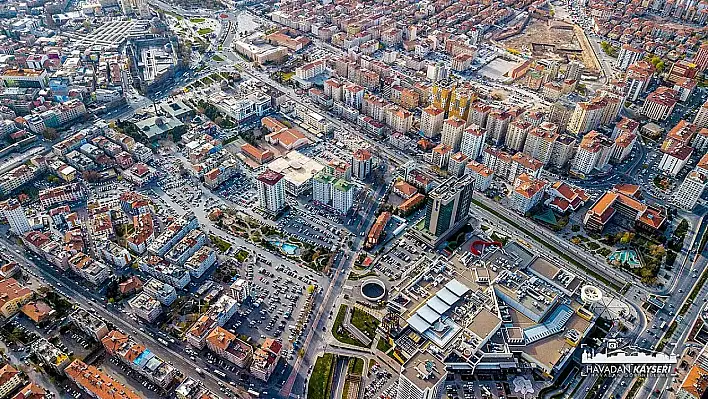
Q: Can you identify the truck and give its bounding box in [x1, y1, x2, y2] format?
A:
[247, 389, 260, 397]
[195, 368, 204, 376]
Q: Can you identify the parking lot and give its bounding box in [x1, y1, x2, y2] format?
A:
[277, 209, 341, 249]
[364, 362, 396, 399]
[373, 235, 423, 281]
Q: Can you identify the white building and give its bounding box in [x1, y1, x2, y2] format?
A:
[460, 126, 486, 160]
[420, 106, 444, 138]
[257, 170, 286, 214]
[128, 292, 162, 323]
[143, 278, 177, 306]
[617, 44, 643, 70]
[675, 171, 707, 211]
[658, 140, 692, 176]
[441, 117, 466, 151]
[312, 170, 354, 214]
[2, 199, 30, 235]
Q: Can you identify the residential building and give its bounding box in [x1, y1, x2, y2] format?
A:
[695, 99, 708, 129]
[448, 152, 469, 177]
[257, 170, 286, 214]
[465, 161, 494, 192]
[101, 330, 177, 389]
[2, 199, 30, 235]
[441, 117, 466, 151]
[32, 338, 70, 372]
[64, 360, 141, 399]
[460, 126, 486, 160]
[143, 278, 177, 306]
[70, 308, 109, 341]
[0, 365, 22, 398]
[505, 120, 532, 152]
[139, 256, 191, 289]
[312, 170, 355, 214]
[642, 87, 678, 121]
[205, 327, 253, 368]
[250, 339, 282, 382]
[571, 131, 615, 176]
[522, 122, 559, 166]
[675, 171, 707, 211]
[186, 315, 218, 349]
[128, 292, 162, 323]
[617, 44, 643, 70]
[0, 278, 32, 318]
[658, 139, 693, 176]
[352, 148, 373, 179]
[421, 106, 445, 138]
[509, 174, 547, 214]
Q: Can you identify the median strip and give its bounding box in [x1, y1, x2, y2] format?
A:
[471, 198, 620, 291]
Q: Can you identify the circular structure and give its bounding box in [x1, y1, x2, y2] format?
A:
[361, 279, 386, 301]
[581, 285, 603, 304]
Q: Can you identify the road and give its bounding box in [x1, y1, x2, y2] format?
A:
[279, 177, 387, 398]
[600, 214, 708, 399]
[0, 237, 251, 399]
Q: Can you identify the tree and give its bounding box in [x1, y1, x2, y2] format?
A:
[82, 170, 101, 182]
[42, 128, 60, 141]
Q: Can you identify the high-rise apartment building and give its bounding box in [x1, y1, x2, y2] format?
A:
[257, 170, 286, 214]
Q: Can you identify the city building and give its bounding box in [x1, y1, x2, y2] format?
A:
[0, 278, 32, 318]
[420, 106, 445, 138]
[206, 327, 253, 368]
[509, 174, 547, 214]
[143, 278, 177, 306]
[441, 117, 466, 151]
[460, 126, 486, 160]
[0, 365, 22, 398]
[675, 171, 707, 211]
[642, 87, 678, 121]
[250, 338, 282, 382]
[421, 174, 473, 244]
[257, 170, 286, 214]
[617, 44, 643, 70]
[1, 199, 30, 236]
[571, 131, 615, 176]
[64, 359, 140, 399]
[352, 148, 373, 179]
[128, 292, 162, 322]
[465, 161, 494, 192]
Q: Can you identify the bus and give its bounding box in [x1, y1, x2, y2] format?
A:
[247, 389, 260, 397]
[213, 369, 227, 379]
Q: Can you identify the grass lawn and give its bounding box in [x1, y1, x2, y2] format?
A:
[307, 353, 335, 399]
[376, 337, 392, 353]
[209, 234, 231, 253]
[235, 250, 249, 262]
[198, 28, 214, 35]
[212, 55, 225, 62]
[351, 307, 379, 341]
[348, 357, 364, 375]
[332, 305, 367, 347]
[190, 17, 205, 23]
